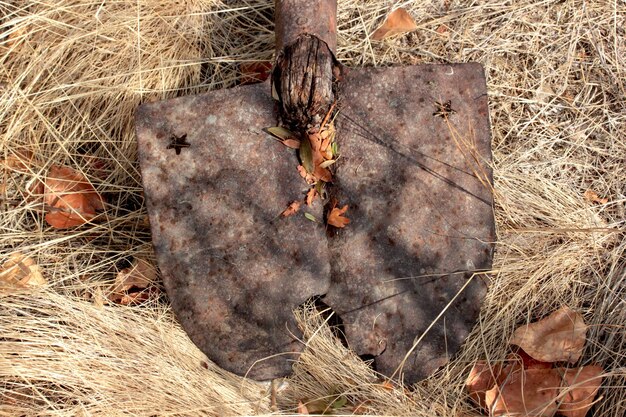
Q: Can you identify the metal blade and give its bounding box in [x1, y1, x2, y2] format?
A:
[136, 82, 331, 380]
[326, 63, 494, 383]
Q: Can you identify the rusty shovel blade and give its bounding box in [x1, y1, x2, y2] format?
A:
[136, 62, 495, 383]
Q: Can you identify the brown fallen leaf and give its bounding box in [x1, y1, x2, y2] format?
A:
[583, 189, 608, 205]
[281, 200, 302, 217]
[371, 8, 417, 41]
[240, 61, 272, 85]
[510, 306, 587, 364]
[436, 24, 449, 35]
[2, 149, 36, 173]
[296, 401, 309, 414]
[328, 204, 350, 228]
[557, 365, 603, 417]
[113, 258, 156, 292]
[485, 368, 561, 417]
[282, 138, 301, 149]
[109, 258, 158, 305]
[0, 252, 47, 287]
[304, 131, 333, 183]
[306, 188, 318, 206]
[297, 165, 316, 185]
[380, 380, 395, 391]
[514, 348, 553, 370]
[466, 361, 503, 408]
[43, 164, 105, 229]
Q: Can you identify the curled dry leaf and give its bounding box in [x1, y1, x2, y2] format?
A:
[109, 258, 157, 305]
[510, 306, 587, 364]
[281, 200, 302, 217]
[297, 165, 316, 185]
[299, 135, 315, 174]
[557, 365, 603, 417]
[514, 348, 553, 370]
[466, 361, 503, 408]
[0, 252, 47, 288]
[328, 204, 350, 228]
[282, 139, 301, 149]
[306, 188, 318, 206]
[371, 8, 417, 41]
[2, 149, 36, 173]
[485, 368, 561, 417]
[265, 126, 297, 141]
[583, 189, 608, 205]
[43, 164, 105, 229]
[296, 401, 309, 414]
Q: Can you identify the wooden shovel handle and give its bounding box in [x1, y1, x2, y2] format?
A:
[275, 0, 337, 53]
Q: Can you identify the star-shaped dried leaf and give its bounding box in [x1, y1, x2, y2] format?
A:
[510, 306, 587, 364]
[328, 204, 350, 228]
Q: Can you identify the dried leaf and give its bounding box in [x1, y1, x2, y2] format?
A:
[371, 8, 417, 41]
[302, 131, 333, 182]
[319, 159, 336, 169]
[510, 306, 588, 364]
[557, 365, 603, 417]
[306, 188, 318, 206]
[485, 368, 561, 417]
[43, 164, 104, 229]
[303, 399, 332, 414]
[282, 139, 301, 149]
[297, 165, 316, 185]
[436, 24, 449, 35]
[0, 252, 46, 287]
[265, 126, 297, 141]
[296, 401, 309, 414]
[112, 258, 156, 293]
[328, 204, 350, 228]
[109, 258, 158, 305]
[304, 212, 319, 223]
[281, 200, 302, 217]
[313, 165, 332, 183]
[583, 189, 608, 205]
[239, 61, 272, 85]
[380, 380, 395, 391]
[515, 348, 553, 370]
[299, 136, 314, 174]
[2, 149, 35, 173]
[466, 361, 502, 408]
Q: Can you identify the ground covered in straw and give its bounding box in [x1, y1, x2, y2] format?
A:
[1, 1, 624, 416]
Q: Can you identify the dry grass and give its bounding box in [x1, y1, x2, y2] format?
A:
[1, 0, 624, 415]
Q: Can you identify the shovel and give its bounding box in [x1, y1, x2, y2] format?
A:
[136, 0, 495, 383]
